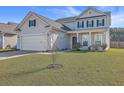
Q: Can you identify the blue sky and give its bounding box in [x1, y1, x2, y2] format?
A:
[0, 6, 124, 27]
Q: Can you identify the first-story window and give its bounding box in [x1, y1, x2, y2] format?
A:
[94, 34, 102, 45]
[82, 34, 89, 46]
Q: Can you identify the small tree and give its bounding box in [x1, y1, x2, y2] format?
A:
[47, 31, 63, 69]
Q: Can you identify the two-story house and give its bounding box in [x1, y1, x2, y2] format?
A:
[16, 7, 111, 51]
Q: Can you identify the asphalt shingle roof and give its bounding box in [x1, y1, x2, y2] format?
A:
[31, 12, 71, 31]
[0, 22, 17, 34]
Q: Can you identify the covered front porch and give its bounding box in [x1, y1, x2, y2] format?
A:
[67, 28, 110, 50]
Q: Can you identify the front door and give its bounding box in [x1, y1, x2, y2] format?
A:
[72, 36, 77, 49]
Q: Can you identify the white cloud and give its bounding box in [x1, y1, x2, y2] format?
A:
[66, 6, 81, 15]
[96, 6, 124, 27]
[45, 6, 124, 27]
[112, 11, 124, 27]
[45, 6, 81, 18]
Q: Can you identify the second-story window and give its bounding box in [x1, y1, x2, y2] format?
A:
[87, 20, 94, 28]
[77, 21, 84, 29]
[29, 19, 36, 27]
[97, 19, 105, 27]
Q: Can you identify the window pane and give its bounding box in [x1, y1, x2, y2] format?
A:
[95, 34, 102, 45]
[87, 20, 93, 28]
[82, 34, 88, 46]
[83, 41, 88, 46]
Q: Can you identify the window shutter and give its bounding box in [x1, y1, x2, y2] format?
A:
[87, 21, 88, 27]
[82, 21, 84, 28]
[92, 20, 94, 27]
[29, 20, 30, 27]
[77, 22, 79, 28]
[34, 20, 36, 26]
[97, 20, 99, 27]
[102, 19, 104, 26]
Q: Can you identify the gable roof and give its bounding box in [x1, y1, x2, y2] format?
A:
[78, 7, 106, 18]
[56, 7, 110, 23]
[16, 12, 71, 32]
[56, 16, 77, 22]
[0, 22, 17, 34]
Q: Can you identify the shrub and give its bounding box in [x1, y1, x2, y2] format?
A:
[5, 45, 11, 49]
[101, 44, 107, 50]
[89, 45, 96, 51]
[89, 44, 107, 52]
[74, 42, 81, 51]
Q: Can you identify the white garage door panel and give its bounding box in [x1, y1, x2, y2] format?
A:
[21, 35, 47, 51]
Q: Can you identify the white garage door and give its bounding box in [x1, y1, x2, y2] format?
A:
[21, 35, 47, 51]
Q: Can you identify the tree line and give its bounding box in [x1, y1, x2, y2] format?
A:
[110, 28, 124, 41]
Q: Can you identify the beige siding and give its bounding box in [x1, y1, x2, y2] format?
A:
[4, 34, 17, 48]
[20, 14, 50, 35]
[17, 14, 50, 50]
[59, 8, 111, 30]
[79, 9, 104, 18]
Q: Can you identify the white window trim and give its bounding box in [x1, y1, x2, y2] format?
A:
[82, 34, 89, 46]
[94, 34, 103, 45]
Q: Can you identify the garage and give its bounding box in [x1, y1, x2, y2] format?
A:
[20, 34, 48, 51]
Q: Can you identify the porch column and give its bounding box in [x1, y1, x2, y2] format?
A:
[105, 29, 110, 50]
[89, 32, 91, 46]
[76, 32, 79, 43]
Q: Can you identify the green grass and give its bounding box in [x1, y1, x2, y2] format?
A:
[0, 48, 15, 52]
[0, 48, 124, 85]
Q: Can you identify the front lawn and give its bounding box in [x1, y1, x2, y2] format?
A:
[0, 48, 124, 85]
[0, 48, 15, 52]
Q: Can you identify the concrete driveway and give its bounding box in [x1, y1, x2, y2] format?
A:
[0, 50, 39, 60]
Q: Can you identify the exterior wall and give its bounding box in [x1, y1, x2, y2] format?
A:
[17, 14, 70, 51]
[0, 33, 3, 48]
[58, 9, 111, 31]
[79, 9, 103, 18]
[19, 14, 50, 35]
[17, 8, 110, 51]
[56, 32, 70, 50]
[49, 31, 70, 50]
[68, 29, 109, 50]
[62, 15, 110, 30]
[16, 33, 20, 49]
[17, 14, 51, 49]
[4, 34, 17, 48]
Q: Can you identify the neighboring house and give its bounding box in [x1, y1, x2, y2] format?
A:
[0, 22, 17, 48]
[16, 7, 111, 51]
